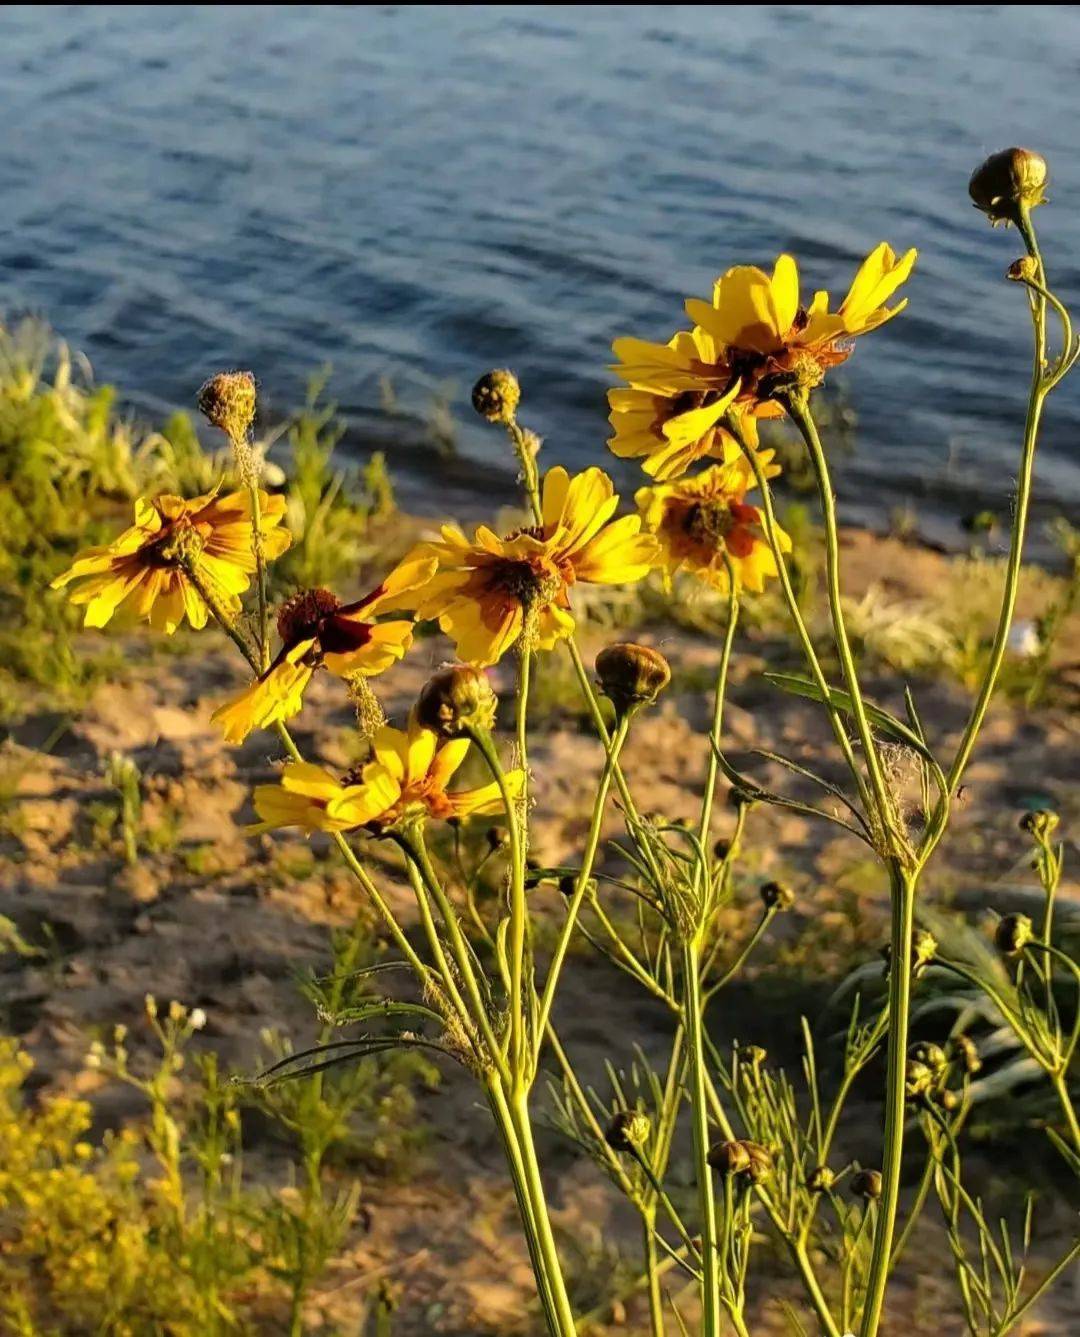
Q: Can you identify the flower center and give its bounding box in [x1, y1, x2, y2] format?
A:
[490, 555, 563, 607]
[277, 588, 342, 646]
[683, 500, 735, 547]
[144, 518, 204, 568]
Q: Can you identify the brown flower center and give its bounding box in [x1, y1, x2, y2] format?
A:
[277, 588, 342, 646]
[683, 500, 735, 547]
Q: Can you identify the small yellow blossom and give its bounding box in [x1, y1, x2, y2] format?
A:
[636, 456, 790, 593]
[398, 467, 657, 666]
[51, 489, 291, 633]
[251, 720, 523, 834]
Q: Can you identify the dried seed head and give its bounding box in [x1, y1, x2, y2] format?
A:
[276, 588, 341, 647]
[1019, 808, 1059, 839]
[760, 880, 795, 911]
[415, 665, 498, 738]
[851, 1168, 883, 1201]
[471, 369, 521, 424]
[605, 1109, 652, 1154]
[995, 912, 1034, 956]
[197, 370, 257, 441]
[969, 148, 1048, 225]
[595, 642, 671, 718]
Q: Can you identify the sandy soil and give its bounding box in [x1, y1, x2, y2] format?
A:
[2, 526, 1078, 1335]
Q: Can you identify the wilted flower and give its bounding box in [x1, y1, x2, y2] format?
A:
[52, 490, 291, 634]
[211, 556, 434, 743]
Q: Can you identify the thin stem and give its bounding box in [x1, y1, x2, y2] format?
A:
[698, 560, 739, 850]
[682, 940, 722, 1335]
[858, 864, 917, 1337]
[785, 392, 899, 849]
[536, 713, 629, 1037]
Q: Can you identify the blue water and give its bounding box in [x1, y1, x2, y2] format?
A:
[2, 5, 1079, 547]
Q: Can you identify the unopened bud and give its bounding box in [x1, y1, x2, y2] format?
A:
[595, 643, 671, 718]
[807, 1165, 835, 1193]
[950, 1034, 982, 1076]
[1020, 808, 1059, 839]
[197, 370, 257, 441]
[995, 913, 1033, 956]
[905, 1059, 934, 1100]
[605, 1109, 652, 1154]
[485, 826, 508, 852]
[969, 148, 1048, 226]
[416, 665, 497, 738]
[760, 880, 795, 911]
[707, 1139, 750, 1176]
[471, 369, 521, 424]
[1006, 256, 1039, 283]
[851, 1168, 882, 1201]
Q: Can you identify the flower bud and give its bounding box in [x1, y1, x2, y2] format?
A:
[950, 1033, 982, 1076]
[605, 1109, 651, 1154]
[707, 1139, 750, 1176]
[995, 913, 1033, 956]
[485, 826, 508, 852]
[851, 1168, 882, 1201]
[969, 148, 1048, 225]
[1006, 256, 1039, 283]
[807, 1165, 835, 1193]
[416, 665, 497, 738]
[1019, 808, 1059, 839]
[197, 370, 257, 441]
[742, 1141, 773, 1182]
[909, 1042, 948, 1078]
[712, 837, 732, 861]
[595, 643, 671, 718]
[760, 880, 795, 911]
[471, 369, 521, 424]
[936, 1088, 961, 1113]
[904, 1059, 934, 1101]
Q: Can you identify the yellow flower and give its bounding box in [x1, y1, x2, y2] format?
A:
[608, 328, 783, 480]
[684, 245, 916, 402]
[400, 467, 657, 666]
[211, 554, 436, 743]
[636, 456, 790, 594]
[51, 489, 291, 634]
[251, 721, 523, 834]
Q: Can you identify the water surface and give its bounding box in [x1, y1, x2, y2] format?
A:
[2, 6, 1079, 546]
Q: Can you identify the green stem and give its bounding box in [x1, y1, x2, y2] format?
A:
[1051, 1073, 1080, 1152]
[682, 940, 722, 1335]
[536, 713, 629, 1037]
[858, 863, 917, 1336]
[511, 641, 533, 1076]
[785, 393, 899, 849]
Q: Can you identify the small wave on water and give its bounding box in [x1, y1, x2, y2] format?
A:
[1, 5, 1078, 550]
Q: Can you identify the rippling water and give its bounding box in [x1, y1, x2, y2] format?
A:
[2, 6, 1079, 546]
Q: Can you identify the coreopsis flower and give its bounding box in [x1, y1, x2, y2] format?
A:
[608, 328, 782, 480]
[401, 466, 657, 666]
[51, 489, 291, 633]
[635, 456, 789, 594]
[684, 245, 916, 403]
[211, 554, 436, 743]
[251, 721, 523, 834]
